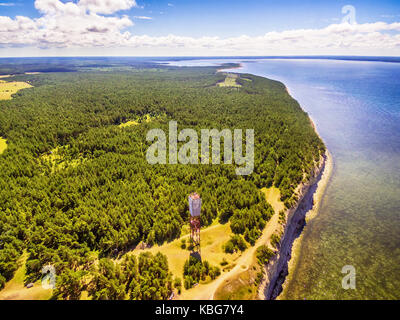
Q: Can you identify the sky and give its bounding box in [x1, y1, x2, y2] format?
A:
[1, 0, 400, 57]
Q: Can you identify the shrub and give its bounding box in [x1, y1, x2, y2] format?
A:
[183, 256, 220, 289]
[223, 234, 248, 254]
[256, 245, 275, 265]
[220, 258, 228, 266]
[180, 239, 186, 249]
[0, 274, 5, 290]
[174, 277, 182, 294]
[270, 233, 281, 249]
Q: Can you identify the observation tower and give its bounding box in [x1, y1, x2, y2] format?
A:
[188, 192, 201, 251]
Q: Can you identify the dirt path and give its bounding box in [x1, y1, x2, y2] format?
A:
[179, 212, 280, 300]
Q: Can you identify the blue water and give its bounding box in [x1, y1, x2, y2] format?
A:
[168, 58, 400, 299]
[233, 59, 400, 299]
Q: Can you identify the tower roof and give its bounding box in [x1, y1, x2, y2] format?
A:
[189, 192, 200, 200]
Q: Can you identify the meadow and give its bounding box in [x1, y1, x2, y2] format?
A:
[0, 77, 32, 100]
[217, 73, 242, 88]
[0, 137, 6, 155]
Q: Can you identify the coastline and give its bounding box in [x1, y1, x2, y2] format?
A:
[216, 63, 243, 73]
[277, 149, 332, 299]
[212, 68, 333, 300]
[254, 81, 333, 300]
[259, 149, 332, 299]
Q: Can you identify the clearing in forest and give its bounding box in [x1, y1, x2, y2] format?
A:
[40, 147, 85, 173]
[119, 114, 154, 128]
[261, 186, 285, 213]
[0, 137, 7, 154]
[127, 222, 239, 289]
[217, 73, 242, 88]
[0, 251, 52, 300]
[0, 79, 32, 100]
[181, 186, 284, 300]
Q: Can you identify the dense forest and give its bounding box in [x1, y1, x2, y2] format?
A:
[0, 59, 324, 298]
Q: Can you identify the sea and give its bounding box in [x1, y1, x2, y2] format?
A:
[164, 57, 400, 299]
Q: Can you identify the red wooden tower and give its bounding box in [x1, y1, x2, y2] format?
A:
[188, 192, 201, 251]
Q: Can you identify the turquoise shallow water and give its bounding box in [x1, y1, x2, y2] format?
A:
[168, 58, 400, 299]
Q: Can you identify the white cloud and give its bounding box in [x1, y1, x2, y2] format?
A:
[1, 1, 400, 56]
[34, 0, 137, 15]
[133, 16, 153, 20]
[0, 0, 135, 48]
[0, 2, 15, 6]
[78, 0, 137, 14]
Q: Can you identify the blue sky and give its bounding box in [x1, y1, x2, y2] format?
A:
[134, 0, 400, 37]
[2, 0, 400, 36]
[1, 0, 400, 56]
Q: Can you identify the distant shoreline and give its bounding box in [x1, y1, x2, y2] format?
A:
[216, 63, 243, 73]
[162, 56, 400, 65]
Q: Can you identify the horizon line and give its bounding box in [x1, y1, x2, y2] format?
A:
[0, 55, 400, 59]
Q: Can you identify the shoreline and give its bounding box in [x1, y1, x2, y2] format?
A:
[259, 149, 332, 299]
[277, 149, 333, 299]
[252, 80, 333, 300]
[213, 68, 333, 300]
[216, 63, 243, 73]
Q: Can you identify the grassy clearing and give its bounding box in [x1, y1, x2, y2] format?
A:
[119, 120, 139, 128]
[0, 80, 32, 100]
[179, 189, 282, 300]
[40, 147, 85, 173]
[261, 186, 285, 213]
[0, 137, 7, 155]
[0, 251, 52, 300]
[126, 222, 238, 288]
[217, 73, 242, 88]
[119, 114, 153, 128]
